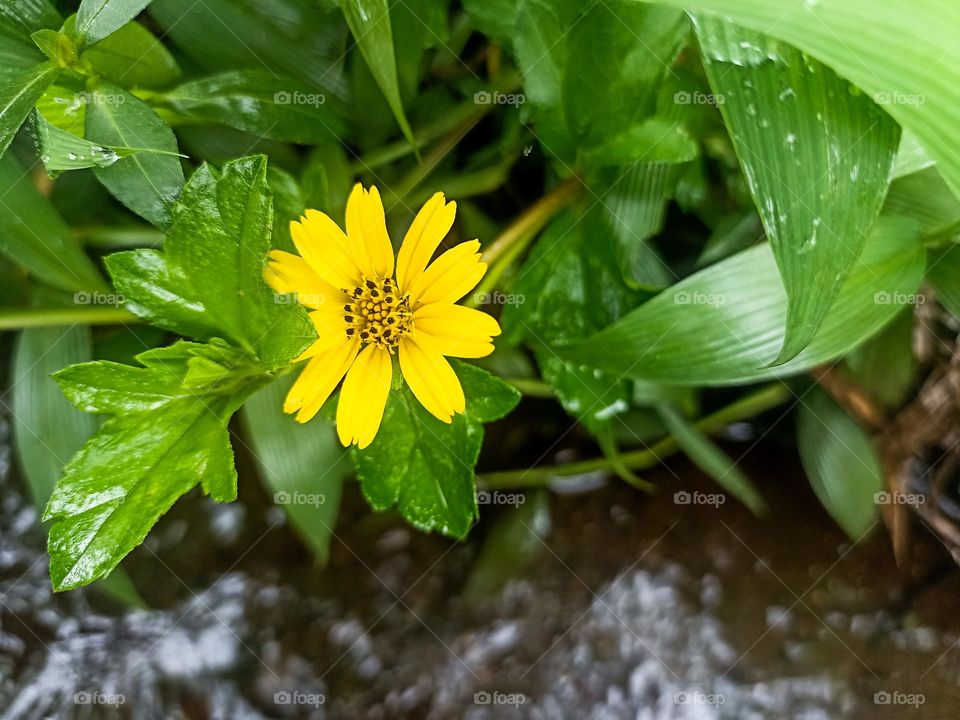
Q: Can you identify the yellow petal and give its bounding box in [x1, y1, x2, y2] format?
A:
[407, 240, 486, 306]
[396, 192, 456, 293]
[412, 303, 500, 358]
[346, 183, 394, 279]
[398, 335, 465, 423]
[295, 308, 348, 360]
[285, 338, 360, 423]
[336, 344, 392, 448]
[264, 250, 344, 309]
[291, 211, 362, 290]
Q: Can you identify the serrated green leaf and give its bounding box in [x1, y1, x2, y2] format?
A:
[106, 156, 316, 369]
[12, 325, 97, 507]
[0, 60, 59, 158]
[559, 216, 925, 385]
[657, 401, 765, 514]
[0, 153, 106, 292]
[353, 362, 519, 538]
[340, 0, 415, 146]
[242, 375, 350, 565]
[642, 0, 960, 199]
[85, 82, 184, 227]
[43, 396, 235, 590]
[82, 20, 181, 88]
[42, 341, 261, 590]
[797, 387, 883, 540]
[161, 70, 345, 143]
[76, 0, 153, 46]
[693, 15, 900, 363]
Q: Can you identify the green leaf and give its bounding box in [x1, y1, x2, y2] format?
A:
[584, 116, 698, 166]
[463, 490, 549, 602]
[161, 70, 345, 144]
[884, 166, 960, 240]
[0, 60, 59, 158]
[559, 216, 925, 385]
[76, 0, 153, 46]
[43, 340, 263, 591]
[353, 362, 519, 538]
[0, 153, 106, 292]
[892, 130, 936, 180]
[150, 0, 348, 101]
[340, 0, 415, 145]
[797, 387, 883, 540]
[43, 396, 235, 590]
[33, 109, 154, 175]
[14, 322, 148, 606]
[928, 244, 960, 320]
[85, 83, 184, 227]
[0, 0, 61, 40]
[81, 20, 181, 88]
[693, 15, 900, 363]
[106, 156, 316, 369]
[0, 34, 45, 84]
[844, 308, 916, 409]
[511, 0, 688, 161]
[642, 0, 960, 198]
[12, 325, 97, 508]
[31, 28, 77, 68]
[657, 402, 766, 514]
[594, 163, 676, 290]
[503, 209, 649, 432]
[242, 375, 350, 565]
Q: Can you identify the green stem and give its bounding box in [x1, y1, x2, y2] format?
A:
[467, 177, 581, 308]
[507, 377, 554, 398]
[477, 383, 792, 489]
[0, 306, 138, 330]
[352, 72, 522, 173]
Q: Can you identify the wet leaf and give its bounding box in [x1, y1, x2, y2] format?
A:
[106, 156, 316, 369]
[85, 82, 184, 227]
[694, 15, 900, 363]
[0, 60, 59, 157]
[648, 0, 960, 197]
[339, 0, 415, 145]
[560, 216, 925, 385]
[76, 0, 152, 46]
[353, 362, 519, 538]
[162, 70, 345, 143]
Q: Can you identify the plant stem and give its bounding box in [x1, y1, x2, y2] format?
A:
[352, 72, 522, 174]
[466, 176, 581, 308]
[0, 306, 138, 330]
[477, 383, 792, 489]
[507, 377, 554, 398]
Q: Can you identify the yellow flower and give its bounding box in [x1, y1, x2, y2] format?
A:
[265, 184, 501, 448]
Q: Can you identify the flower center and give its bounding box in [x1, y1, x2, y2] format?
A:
[343, 277, 412, 350]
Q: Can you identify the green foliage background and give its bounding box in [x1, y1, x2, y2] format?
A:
[0, 0, 957, 591]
